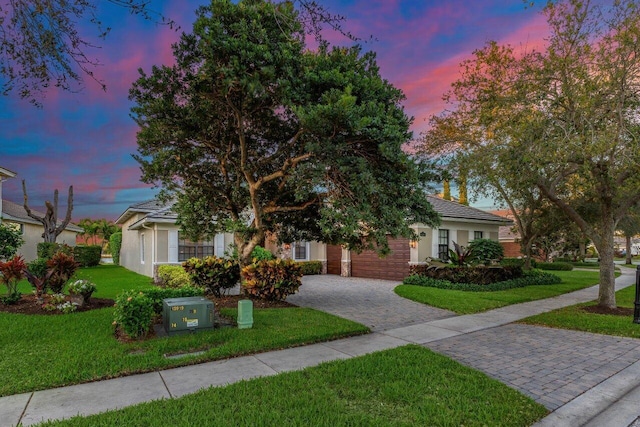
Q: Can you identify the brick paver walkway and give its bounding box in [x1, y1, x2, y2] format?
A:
[426, 323, 640, 410]
[288, 275, 455, 331]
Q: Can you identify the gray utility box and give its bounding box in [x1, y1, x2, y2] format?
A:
[162, 297, 215, 336]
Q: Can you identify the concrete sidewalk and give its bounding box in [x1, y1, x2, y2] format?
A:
[1, 268, 638, 426]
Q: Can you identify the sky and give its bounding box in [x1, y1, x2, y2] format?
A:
[0, 0, 551, 222]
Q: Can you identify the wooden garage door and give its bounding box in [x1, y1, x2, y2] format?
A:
[327, 244, 342, 275]
[350, 238, 410, 281]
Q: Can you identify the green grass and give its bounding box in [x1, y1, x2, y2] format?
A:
[395, 270, 602, 314]
[10, 264, 153, 298]
[0, 266, 368, 396]
[41, 345, 548, 427]
[520, 285, 640, 338]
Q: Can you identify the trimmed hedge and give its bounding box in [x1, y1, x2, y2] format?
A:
[403, 270, 562, 292]
[156, 265, 192, 288]
[37, 242, 73, 260]
[409, 264, 523, 285]
[536, 261, 574, 271]
[142, 286, 205, 314]
[73, 245, 102, 267]
[500, 258, 538, 268]
[109, 232, 122, 265]
[296, 260, 323, 275]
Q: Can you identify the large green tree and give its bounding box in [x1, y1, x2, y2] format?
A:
[130, 0, 438, 270]
[420, 0, 640, 309]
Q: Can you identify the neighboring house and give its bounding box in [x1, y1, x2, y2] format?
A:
[491, 209, 523, 258]
[115, 200, 235, 278]
[2, 200, 82, 262]
[296, 196, 512, 281]
[116, 196, 510, 281]
[0, 166, 17, 223]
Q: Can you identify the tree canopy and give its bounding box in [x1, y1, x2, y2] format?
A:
[420, 0, 640, 308]
[130, 0, 438, 267]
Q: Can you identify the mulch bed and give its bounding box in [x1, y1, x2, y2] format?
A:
[580, 305, 634, 316]
[0, 294, 114, 315]
[0, 293, 295, 316]
[212, 294, 296, 309]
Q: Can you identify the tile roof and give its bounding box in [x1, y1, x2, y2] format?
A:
[426, 196, 512, 224]
[2, 199, 82, 232]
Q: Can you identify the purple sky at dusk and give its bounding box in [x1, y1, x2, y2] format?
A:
[0, 0, 550, 222]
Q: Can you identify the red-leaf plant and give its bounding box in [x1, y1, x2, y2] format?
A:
[0, 255, 27, 299]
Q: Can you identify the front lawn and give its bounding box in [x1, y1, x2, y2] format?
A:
[520, 285, 640, 338]
[41, 345, 548, 427]
[395, 270, 602, 314]
[0, 265, 368, 396]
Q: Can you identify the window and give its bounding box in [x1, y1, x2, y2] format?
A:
[140, 233, 145, 264]
[438, 229, 449, 261]
[292, 241, 308, 261]
[178, 232, 214, 261]
[474, 231, 483, 240]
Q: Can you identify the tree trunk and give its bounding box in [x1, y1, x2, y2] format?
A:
[594, 226, 617, 309]
[234, 231, 263, 296]
[626, 235, 632, 265]
[522, 237, 534, 270]
[579, 240, 586, 261]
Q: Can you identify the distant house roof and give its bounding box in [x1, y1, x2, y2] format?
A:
[2, 199, 83, 232]
[117, 196, 511, 233]
[426, 196, 512, 225]
[0, 166, 16, 179]
[115, 199, 178, 229]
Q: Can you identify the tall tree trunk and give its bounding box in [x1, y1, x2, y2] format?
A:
[592, 221, 617, 309]
[626, 235, 632, 265]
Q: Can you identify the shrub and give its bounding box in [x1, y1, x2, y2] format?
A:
[0, 223, 24, 260]
[536, 261, 574, 271]
[156, 265, 192, 288]
[403, 270, 562, 292]
[297, 260, 323, 275]
[27, 257, 48, 278]
[37, 242, 72, 260]
[0, 255, 26, 304]
[242, 259, 302, 301]
[109, 232, 122, 265]
[183, 256, 240, 297]
[500, 257, 537, 269]
[251, 245, 275, 261]
[73, 245, 102, 267]
[113, 291, 155, 339]
[468, 239, 504, 264]
[142, 286, 204, 314]
[408, 264, 523, 285]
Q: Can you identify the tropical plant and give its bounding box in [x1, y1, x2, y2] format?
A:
[448, 242, 475, 266]
[242, 259, 303, 301]
[183, 256, 240, 297]
[0, 255, 26, 304]
[467, 239, 504, 265]
[46, 252, 80, 294]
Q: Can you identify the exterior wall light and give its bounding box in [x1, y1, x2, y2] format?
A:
[410, 240, 418, 249]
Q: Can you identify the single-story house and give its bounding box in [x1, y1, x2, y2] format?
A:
[114, 200, 235, 278]
[116, 196, 510, 281]
[2, 199, 82, 262]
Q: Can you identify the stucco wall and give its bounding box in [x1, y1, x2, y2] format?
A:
[5, 220, 77, 262]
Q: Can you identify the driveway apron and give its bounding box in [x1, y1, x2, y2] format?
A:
[288, 274, 455, 331]
[425, 323, 640, 411]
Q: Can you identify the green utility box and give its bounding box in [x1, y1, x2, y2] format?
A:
[163, 297, 214, 336]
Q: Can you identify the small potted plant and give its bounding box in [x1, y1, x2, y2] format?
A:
[68, 279, 97, 306]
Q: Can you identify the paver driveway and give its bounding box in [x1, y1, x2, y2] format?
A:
[288, 274, 455, 331]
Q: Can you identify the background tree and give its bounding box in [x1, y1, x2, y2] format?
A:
[617, 206, 640, 265]
[22, 180, 73, 243]
[77, 218, 100, 245]
[420, 0, 640, 309]
[1, 0, 356, 106]
[130, 0, 439, 274]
